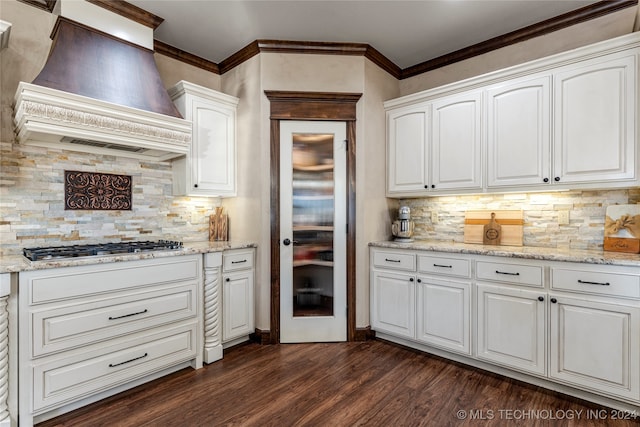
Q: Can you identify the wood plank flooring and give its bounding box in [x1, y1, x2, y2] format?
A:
[38, 340, 639, 426]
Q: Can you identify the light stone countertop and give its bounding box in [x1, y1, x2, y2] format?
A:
[370, 240, 640, 268]
[0, 241, 257, 274]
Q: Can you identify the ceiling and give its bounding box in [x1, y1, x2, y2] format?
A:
[126, 0, 601, 69]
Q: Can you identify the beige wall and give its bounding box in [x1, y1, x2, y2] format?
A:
[358, 59, 399, 325]
[222, 52, 393, 330]
[399, 6, 639, 95]
[0, 0, 55, 142]
[220, 55, 267, 327]
[155, 54, 221, 91]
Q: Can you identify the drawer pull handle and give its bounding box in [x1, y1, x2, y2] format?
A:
[109, 352, 148, 368]
[232, 260, 247, 264]
[578, 279, 610, 286]
[496, 270, 520, 276]
[433, 264, 452, 268]
[385, 258, 401, 263]
[108, 309, 148, 320]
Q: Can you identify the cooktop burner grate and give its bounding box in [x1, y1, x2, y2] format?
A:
[23, 240, 183, 261]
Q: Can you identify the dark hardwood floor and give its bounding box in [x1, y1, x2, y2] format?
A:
[38, 340, 639, 426]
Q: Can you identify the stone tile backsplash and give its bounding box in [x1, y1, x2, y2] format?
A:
[0, 144, 221, 256]
[2, 142, 639, 256]
[399, 188, 640, 250]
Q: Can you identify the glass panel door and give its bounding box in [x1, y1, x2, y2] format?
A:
[280, 121, 346, 343]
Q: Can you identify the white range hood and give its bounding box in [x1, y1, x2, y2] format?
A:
[14, 82, 191, 161]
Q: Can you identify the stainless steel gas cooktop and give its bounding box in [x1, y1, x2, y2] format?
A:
[23, 240, 184, 261]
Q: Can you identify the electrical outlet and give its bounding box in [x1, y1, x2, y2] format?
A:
[431, 211, 438, 224]
[558, 210, 570, 225]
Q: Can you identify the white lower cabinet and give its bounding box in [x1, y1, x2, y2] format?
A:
[222, 249, 255, 343]
[371, 270, 416, 339]
[417, 276, 470, 355]
[19, 255, 203, 426]
[370, 247, 640, 410]
[476, 283, 546, 376]
[549, 294, 640, 401]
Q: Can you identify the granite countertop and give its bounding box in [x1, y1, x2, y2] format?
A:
[370, 240, 640, 268]
[0, 241, 257, 274]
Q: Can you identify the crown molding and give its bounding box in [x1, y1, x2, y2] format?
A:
[17, 0, 57, 13]
[217, 40, 404, 77]
[19, 0, 637, 80]
[154, 39, 220, 74]
[401, 0, 638, 79]
[86, 0, 164, 29]
[219, 40, 260, 74]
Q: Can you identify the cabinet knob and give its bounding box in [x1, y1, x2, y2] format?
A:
[543, 178, 549, 183]
[194, 184, 199, 188]
[424, 185, 429, 189]
[554, 177, 560, 182]
[550, 298, 557, 303]
[226, 278, 230, 282]
[431, 184, 435, 189]
[409, 277, 414, 282]
[417, 278, 422, 283]
[538, 296, 544, 302]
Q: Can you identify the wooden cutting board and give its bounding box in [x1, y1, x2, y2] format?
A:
[464, 210, 524, 246]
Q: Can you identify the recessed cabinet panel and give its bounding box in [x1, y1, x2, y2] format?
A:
[372, 251, 416, 271]
[417, 278, 470, 355]
[487, 76, 550, 187]
[222, 270, 255, 342]
[387, 107, 428, 193]
[371, 270, 415, 339]
[554, 54, 636, 183]
[33, 324, 197, 412]
[549, 295, 640, 401]
[476, 283, 546, 376]
[431, 91, 482, 190]
[194, 103, 233, 191]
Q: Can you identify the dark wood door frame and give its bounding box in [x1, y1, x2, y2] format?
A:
[265, 90, 362, 344]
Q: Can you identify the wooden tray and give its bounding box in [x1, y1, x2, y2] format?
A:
[464, 210, 523, 246]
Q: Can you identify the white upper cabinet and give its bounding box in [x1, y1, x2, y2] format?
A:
[486, 76, 551, 188]
[170, 81, 239, 197]
[553, 53, 636, 185]
[431, 90, 482, 191]
[387, 104, 428, 193]
[384, 33, 639, 197]
[386, 90, 482, 195]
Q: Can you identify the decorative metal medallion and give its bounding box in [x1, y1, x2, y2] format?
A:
[64, 170, 132, 210]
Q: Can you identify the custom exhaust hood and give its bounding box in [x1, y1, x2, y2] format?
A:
[13, 1, 191, 161]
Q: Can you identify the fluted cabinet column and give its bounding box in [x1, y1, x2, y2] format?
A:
[203, 253, 223, 363]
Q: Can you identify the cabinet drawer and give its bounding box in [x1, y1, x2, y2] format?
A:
[25, 255, 201, 304]
[476, 261, 543, 287]
[223, 249, 254, 272]
[32, 283, 198, 357]
[417, 255, 470, 278]
[372, 251, 416, 271]
[32, 323, 197, 412]
[551, 268, 640, 299]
